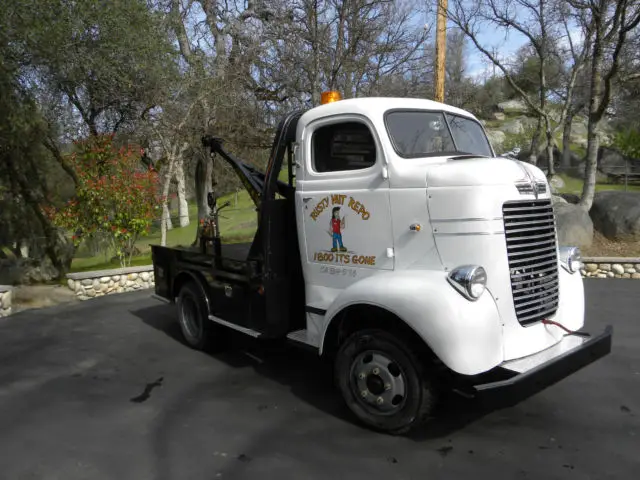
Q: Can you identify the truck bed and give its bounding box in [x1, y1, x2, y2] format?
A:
[219, 242, 252, 262]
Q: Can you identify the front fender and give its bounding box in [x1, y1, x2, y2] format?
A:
[321, 270, 504, 375]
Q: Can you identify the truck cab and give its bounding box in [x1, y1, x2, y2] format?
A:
[151, 94, 612, 435]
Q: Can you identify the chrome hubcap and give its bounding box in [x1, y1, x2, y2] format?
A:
[350, 351, 407, 414]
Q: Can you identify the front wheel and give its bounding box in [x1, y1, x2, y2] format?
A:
[335, 329, 437, 435]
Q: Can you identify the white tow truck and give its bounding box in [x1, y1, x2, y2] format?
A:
[151, 92, 613, 435]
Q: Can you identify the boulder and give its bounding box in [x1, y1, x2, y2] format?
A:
[553, 202, 593, 247]
[497, 99, 528, 113]
[552, 195, 567, 205]
[502, 119, 524, 135]
[492, 112, 506, 121]
[486, 130, 506, 151]
[590, 191, 640, 240]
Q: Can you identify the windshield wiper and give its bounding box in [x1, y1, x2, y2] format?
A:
[448, 153, 490, 160]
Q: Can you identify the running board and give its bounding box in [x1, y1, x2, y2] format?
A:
[208, 315, 262, 338]
[286, 329, 318, 350]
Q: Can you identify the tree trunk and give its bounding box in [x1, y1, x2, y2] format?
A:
[175, 160, 190, 228]
[528, 116, 543, 165]
[193, 153, 214, 243]
[561, 111, 573, 171]
[579, 22, 605, 211]
[544, 116, 555, 177]
[580, 121, 600, 210]
[160, 157, 176, 246]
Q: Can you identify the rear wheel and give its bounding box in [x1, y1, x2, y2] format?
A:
[335, 329, 437, 435]
[176, 281, 225, 352]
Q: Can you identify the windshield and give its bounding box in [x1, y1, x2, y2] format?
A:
[384, 110, 493, 158]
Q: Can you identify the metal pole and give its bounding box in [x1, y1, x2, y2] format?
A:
[434, 0, 448, 103]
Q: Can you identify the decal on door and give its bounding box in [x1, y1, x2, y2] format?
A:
[309, 194, 377, 266]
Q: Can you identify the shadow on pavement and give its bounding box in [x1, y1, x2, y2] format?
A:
[131, 303, 496, 441]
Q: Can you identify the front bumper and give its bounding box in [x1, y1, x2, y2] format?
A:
[461, 325, 613, 407]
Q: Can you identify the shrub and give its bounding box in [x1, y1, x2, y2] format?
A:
[44, 135, 162, 267]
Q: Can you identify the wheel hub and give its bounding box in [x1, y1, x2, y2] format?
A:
[366, 374, 385, 395]
[350, 351, 407, 414]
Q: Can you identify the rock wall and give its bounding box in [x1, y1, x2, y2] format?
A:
[0, 286, 12, 317]
[66, 266, 155, 300]
[581, 258, 640, 279]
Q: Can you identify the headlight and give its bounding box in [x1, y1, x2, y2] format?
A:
[559, 246, 582, 273]
[447, 265, 487, 301]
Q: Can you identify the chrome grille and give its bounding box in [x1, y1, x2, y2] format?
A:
[503, 200, 559, 326]
[515, 181, 547, 195]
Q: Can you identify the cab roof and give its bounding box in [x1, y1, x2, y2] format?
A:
[298, 97, 479, 128]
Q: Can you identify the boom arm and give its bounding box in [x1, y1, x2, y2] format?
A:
[201, 135, 266, 209]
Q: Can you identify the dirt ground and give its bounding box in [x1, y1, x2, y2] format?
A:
[581, 232, 640, 257]
[10, 284, 79, 314]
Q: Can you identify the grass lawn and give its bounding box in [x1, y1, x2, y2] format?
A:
[556, 173, 640, 194]
[70, 190, 258, 272]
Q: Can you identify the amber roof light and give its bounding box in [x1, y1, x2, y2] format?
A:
[320, 91, 342, 105]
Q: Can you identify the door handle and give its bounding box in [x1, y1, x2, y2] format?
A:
[303, 197, 312, 203]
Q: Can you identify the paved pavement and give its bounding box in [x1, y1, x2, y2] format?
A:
[0, 280, 637, 480]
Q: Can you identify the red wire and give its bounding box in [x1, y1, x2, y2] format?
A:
[541, 318, 577, 335]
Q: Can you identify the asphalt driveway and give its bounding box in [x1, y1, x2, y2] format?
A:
[0, 280, 638, 480]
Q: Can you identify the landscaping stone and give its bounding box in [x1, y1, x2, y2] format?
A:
[66, 265, 155, 301]
[0, 287, 12, 317]
[612, 264, 625, 275]
[581, 258, 640, 279]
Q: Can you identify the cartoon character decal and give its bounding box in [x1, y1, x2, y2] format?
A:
[309, 194, 377, 267]
[329, 207, 347, 252]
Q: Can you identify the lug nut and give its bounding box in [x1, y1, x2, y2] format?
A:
[385, 383, 391, 391]
[372, 368, 380, 375]
[376, 397, 384, 405]
[358, 373, 366, 380]
[361, 391, 368, 398]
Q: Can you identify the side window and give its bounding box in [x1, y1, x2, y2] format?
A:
[312, 121, 376, 173]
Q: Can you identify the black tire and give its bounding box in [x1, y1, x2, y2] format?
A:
[335, 329, 437, 435]
[176, 281, 225, 352]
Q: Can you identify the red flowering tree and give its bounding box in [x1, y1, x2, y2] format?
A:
[44, 135, 162, 267]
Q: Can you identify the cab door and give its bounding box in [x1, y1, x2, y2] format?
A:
[295, 114, 394, 310]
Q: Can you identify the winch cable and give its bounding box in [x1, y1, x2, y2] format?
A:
[542, 318, 590, 337]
